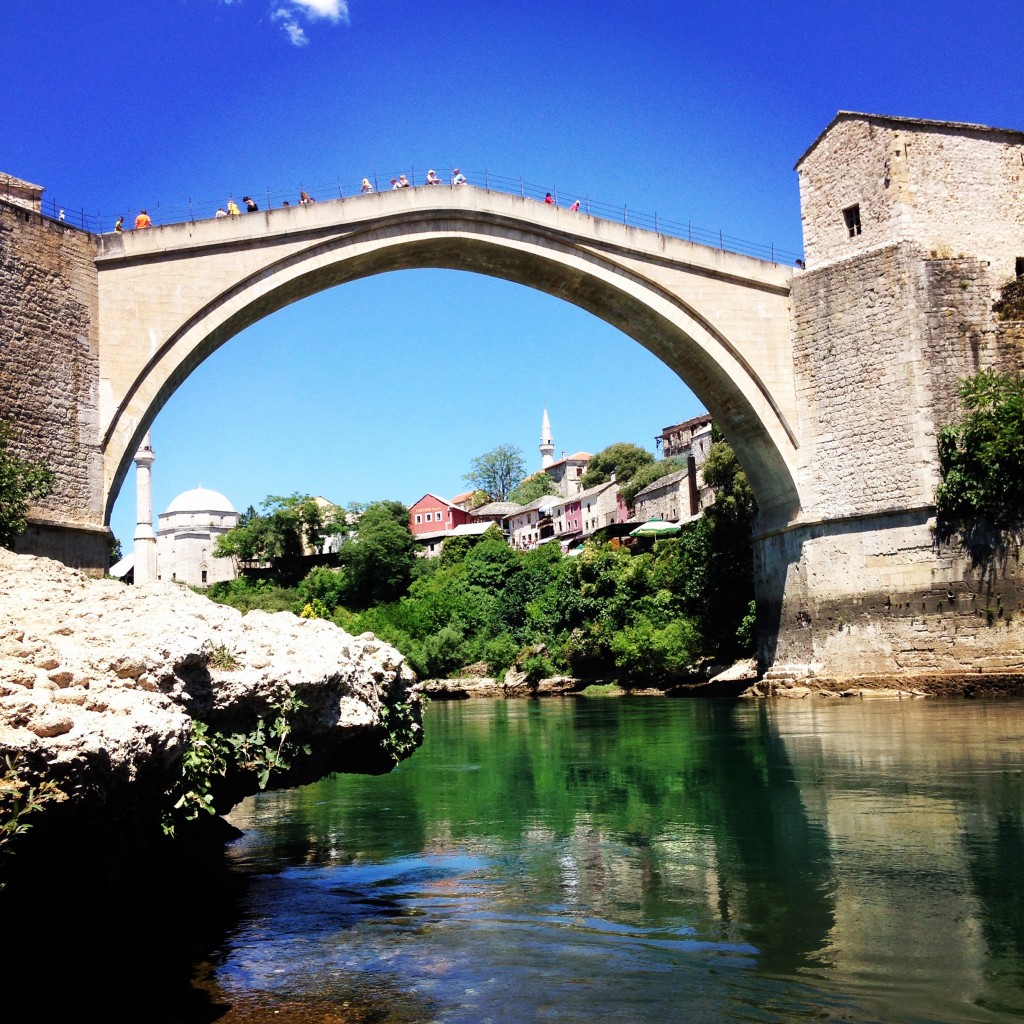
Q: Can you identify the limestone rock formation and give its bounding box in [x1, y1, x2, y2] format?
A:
[0, 549, 421, 836]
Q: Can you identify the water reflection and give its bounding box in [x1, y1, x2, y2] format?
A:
[217, 697, 1024, 1022]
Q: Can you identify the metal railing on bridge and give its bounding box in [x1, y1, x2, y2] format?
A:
[17, 168, 804, 266]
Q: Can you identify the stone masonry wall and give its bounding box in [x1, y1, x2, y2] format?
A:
[759, 239, 1024, 677]
[798, 115, 1024, 282]
[0, 200, 106, 565]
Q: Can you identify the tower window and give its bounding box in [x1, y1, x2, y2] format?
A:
[1015, 257, 1024, 279]
[843, 204, 862, 239]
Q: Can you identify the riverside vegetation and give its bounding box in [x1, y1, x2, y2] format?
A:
[208, 437, 759, 685]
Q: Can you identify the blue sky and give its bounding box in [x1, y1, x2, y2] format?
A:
[3, 2, 1020, 546]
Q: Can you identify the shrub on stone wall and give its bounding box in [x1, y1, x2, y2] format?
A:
[0, 420, 54, 549]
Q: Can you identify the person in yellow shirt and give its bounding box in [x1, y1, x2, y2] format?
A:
[227, 199, 240, 217]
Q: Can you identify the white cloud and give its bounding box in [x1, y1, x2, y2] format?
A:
[291, 0, 349, 20]
[271, 0, 348, 45]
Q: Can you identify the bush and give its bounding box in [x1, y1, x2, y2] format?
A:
[297, 565, 348, 613]
[610, 616, 700, 682]
[935, 369, 1024, 561]
[482, 633, 519, 675]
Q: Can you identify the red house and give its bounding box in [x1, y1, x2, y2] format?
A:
[408, 494, 475, 537]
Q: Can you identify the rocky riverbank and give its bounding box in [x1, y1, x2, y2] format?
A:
[422, 656, 1024, 701]
[0, 549, 421, 852]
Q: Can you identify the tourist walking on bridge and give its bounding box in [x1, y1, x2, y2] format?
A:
[134, 210, 152, 229]
[227, 199, 240, 217]
[452, 168, 466, 186]
[243, 195, 258, 212]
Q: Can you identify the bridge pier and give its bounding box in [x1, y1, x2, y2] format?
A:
[14, 519, 112, 576]
[754, 509, 1022, 678]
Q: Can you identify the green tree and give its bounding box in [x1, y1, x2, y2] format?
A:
[651, 433, 757, 659]
[935, 369, 1024, 560]
[0, 421, 55, 549]
[509, 471, 558, 505]
[336, 500, 417, 608]
[214, 494, 326, 567]
[463, 444, 525, 502]
[580, 442, 655, 490]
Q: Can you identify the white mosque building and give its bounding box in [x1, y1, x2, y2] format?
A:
[116, 433, 240, 588]
[156, 485, 240, 587]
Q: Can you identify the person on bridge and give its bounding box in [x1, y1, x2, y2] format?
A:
[398, 174, 410, 188]
[452, 168, 467, 186]
[215, 207, 227, 219]
[361, 178, 374, 193]
[227, 199, 240, 217]
[299, 191, 314, 204]
[243, 195, 258, 212]
[114, 216, 124, 233]
[134, 210, 152, 229]
[425, 169, 441, 185]
[569, 199, 581, 212]
[544, 193, 555, 205]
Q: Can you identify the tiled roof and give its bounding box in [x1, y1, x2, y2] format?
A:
[634, 469, 689, 500]
[472, 501, 523, 517]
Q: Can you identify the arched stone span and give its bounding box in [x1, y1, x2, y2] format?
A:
[96, 188, 798, 528]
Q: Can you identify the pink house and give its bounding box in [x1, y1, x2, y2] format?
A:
[408, 494, 474, 537]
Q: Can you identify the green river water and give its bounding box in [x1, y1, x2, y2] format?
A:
[191, 695, 1024, 1023]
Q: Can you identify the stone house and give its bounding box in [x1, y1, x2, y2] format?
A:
[471, 500, 522, 537]
[578, 481, 620, 534]
[508, 494, 562, 550]
[655, 413, 713, 462]
[632, 469, 714, 525]
[543, 451, 592, 497]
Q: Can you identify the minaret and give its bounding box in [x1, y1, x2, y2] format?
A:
[540, 408, 555, 469]
[132, 432, 157, 584]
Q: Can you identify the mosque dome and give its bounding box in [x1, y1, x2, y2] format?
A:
[164, 486, 237, 516]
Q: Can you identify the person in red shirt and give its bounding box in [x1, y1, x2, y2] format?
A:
[134, 210, 152, 229]
[544, 193, 555, 205]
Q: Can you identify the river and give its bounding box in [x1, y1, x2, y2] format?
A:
[8, 694, 1023, 1022]
[183, 695, 1024, 1023]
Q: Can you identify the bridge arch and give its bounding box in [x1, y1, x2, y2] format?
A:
[97, 190, 799, 529]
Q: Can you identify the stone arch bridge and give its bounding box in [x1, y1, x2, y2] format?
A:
[6, 111, 1023, 679]
[95, 186, 798, 534]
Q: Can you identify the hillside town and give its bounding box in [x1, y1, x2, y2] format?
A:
[408, 409, 716, 558]
[114, 410, 718, 587]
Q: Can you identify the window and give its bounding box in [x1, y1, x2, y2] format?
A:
[415, 514, 422, 524]
[843, 204, 862, 238]
[201, 569, 208, 584]
[1016, 257, 1024, 279]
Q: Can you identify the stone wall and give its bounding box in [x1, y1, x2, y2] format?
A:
[759, 239, 1024, 677]
[797, 114, 1024, 282]
[0, 200, 107, 569]
[788, 243, 1005, 521]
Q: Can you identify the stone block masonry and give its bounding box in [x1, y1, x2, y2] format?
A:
[757, 242, 1024, 677]
[0, 200, 107, 569]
